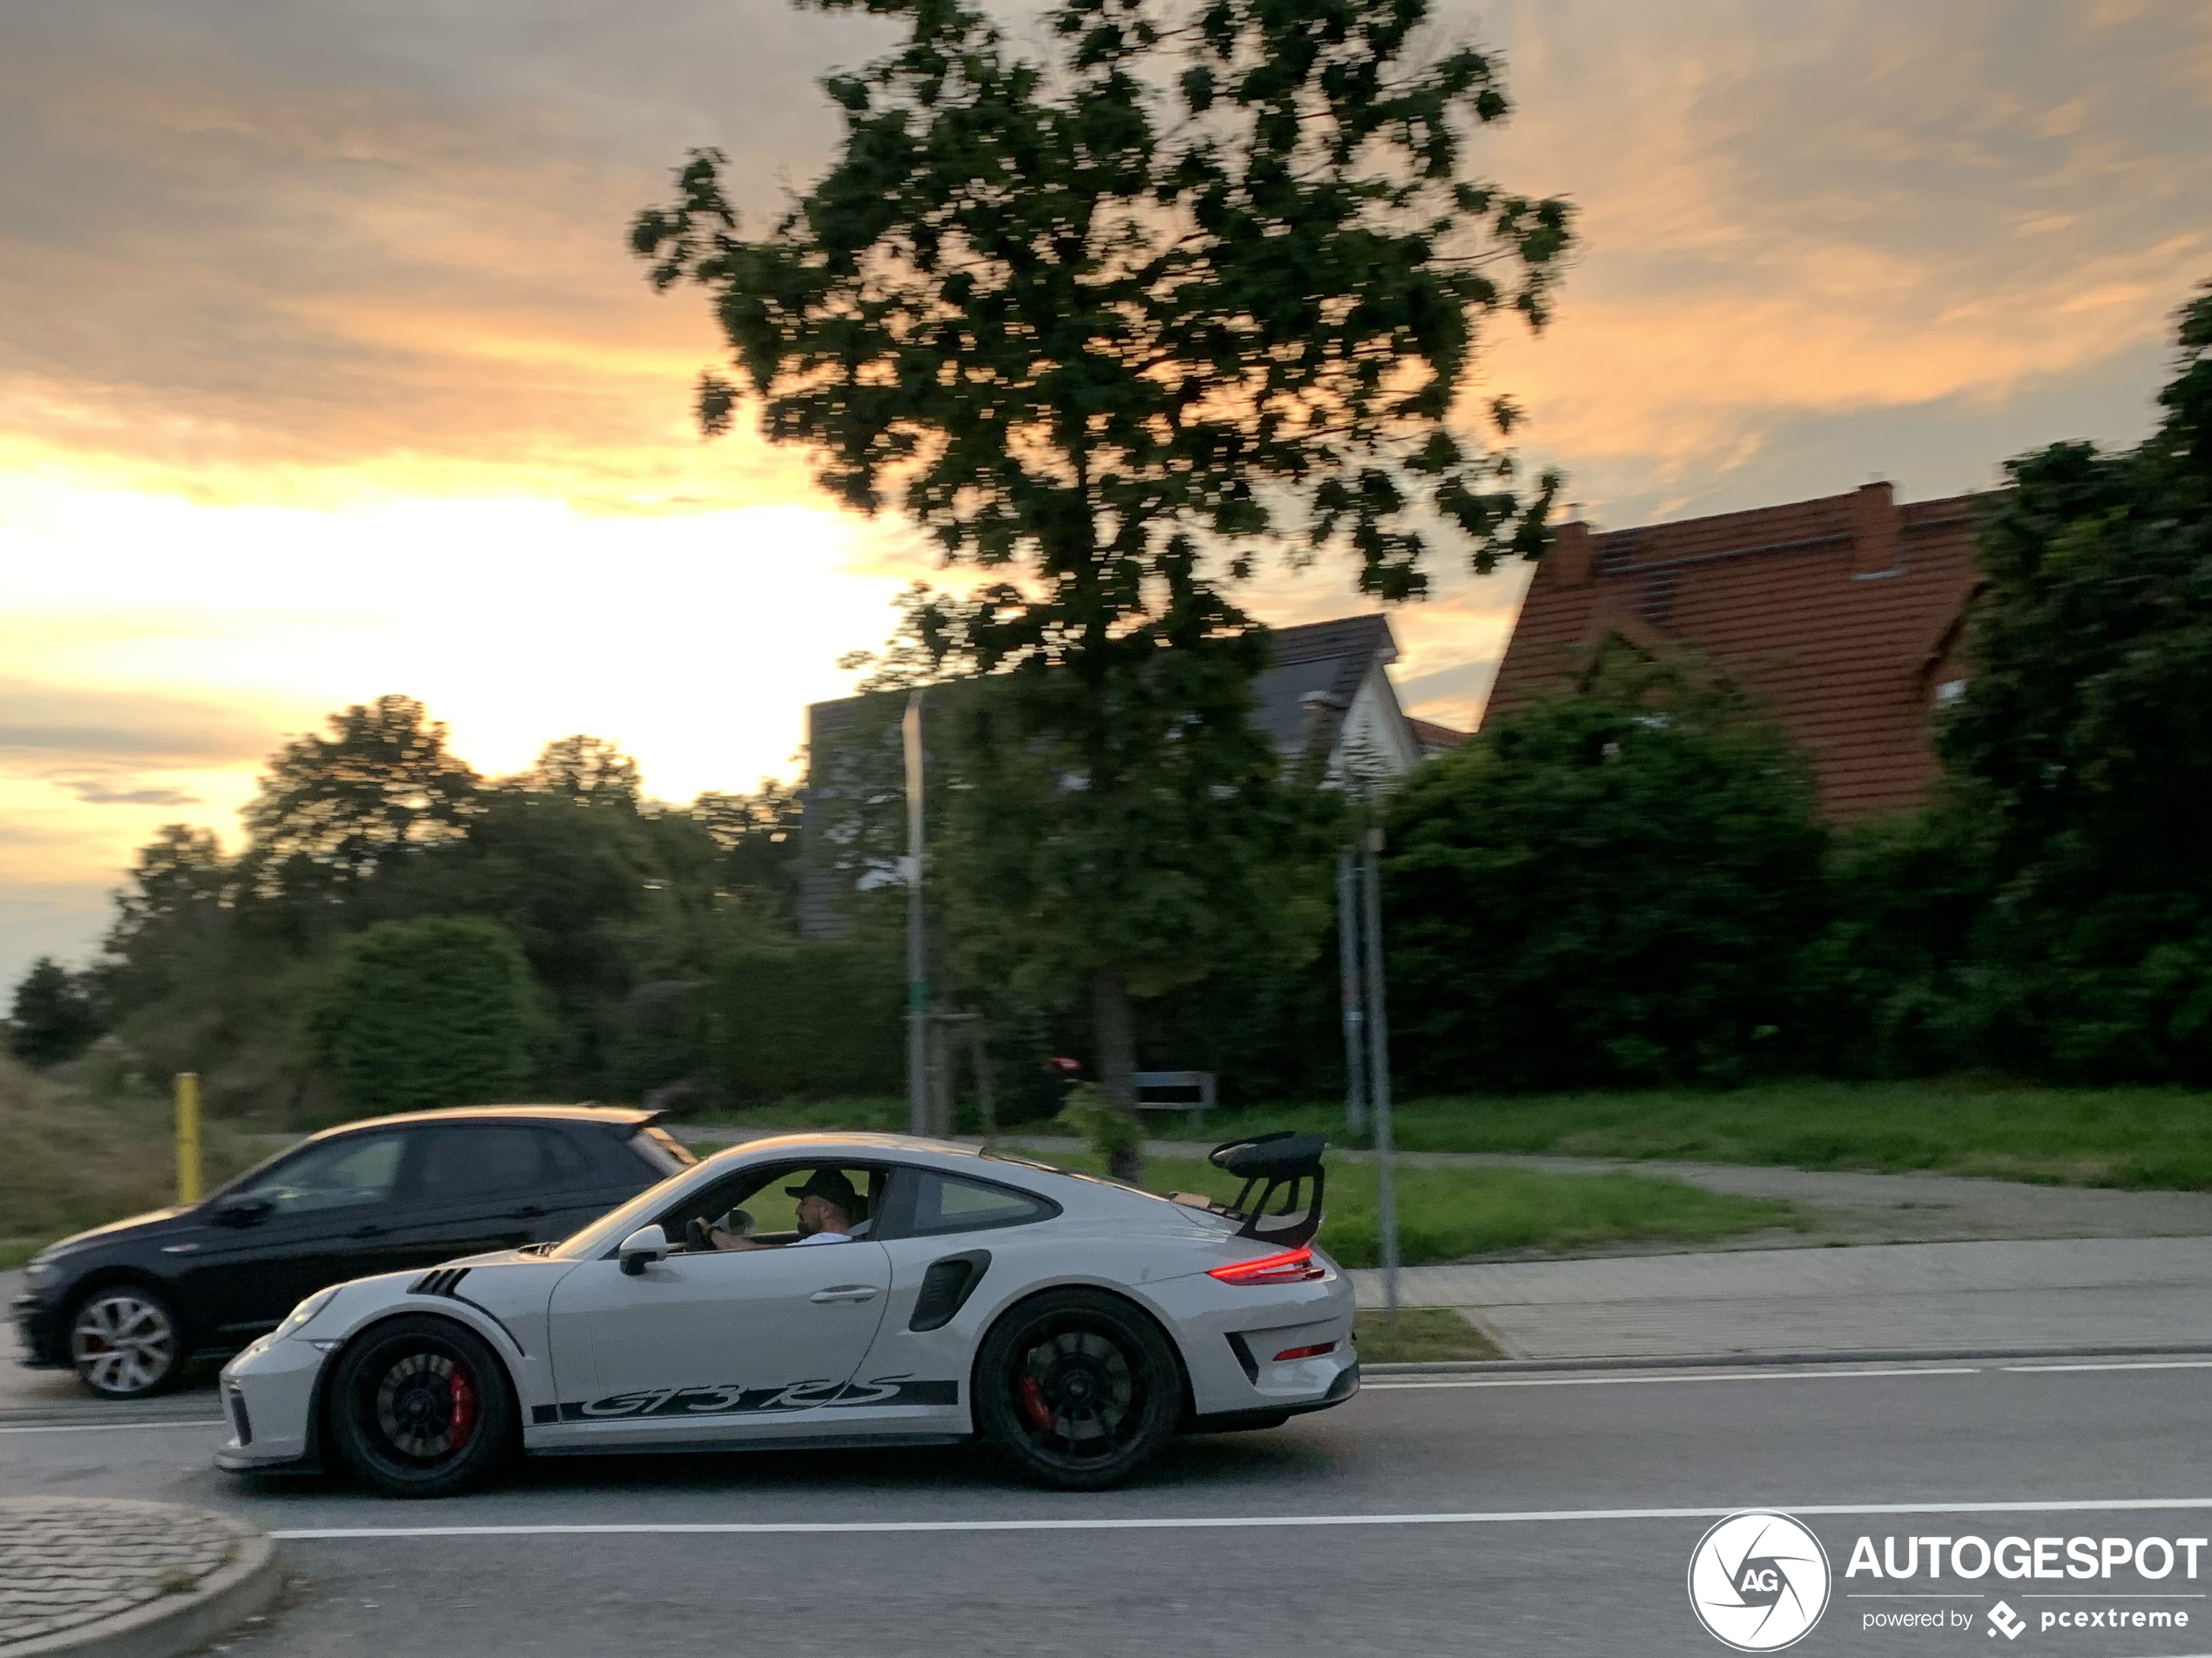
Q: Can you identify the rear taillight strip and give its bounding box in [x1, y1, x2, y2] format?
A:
[1207, 1246, 1325, 1285]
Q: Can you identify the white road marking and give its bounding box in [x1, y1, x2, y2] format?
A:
[1362, 1367, 1979, 1390]
[0, 1419, 224, 1434]
[2006, 1361, 2212, 1373]
[270, 1496, 2212, 1540]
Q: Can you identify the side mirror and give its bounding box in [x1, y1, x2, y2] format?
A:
[618, 1224, 670, 1277]
[211, 1194, 273, 1228]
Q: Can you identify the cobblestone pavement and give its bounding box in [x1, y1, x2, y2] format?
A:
[0, 1497, 250, 1649]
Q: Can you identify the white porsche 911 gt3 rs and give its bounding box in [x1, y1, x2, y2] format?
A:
[216, 1129, 1355, 1495]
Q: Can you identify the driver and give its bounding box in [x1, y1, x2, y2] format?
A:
[699, 1169, 867, 1251]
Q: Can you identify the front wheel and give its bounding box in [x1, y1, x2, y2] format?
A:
[973, 1289, 1183, 1490]
[70, 1284, 186, 1399]
[328, 1315, 515, 1498]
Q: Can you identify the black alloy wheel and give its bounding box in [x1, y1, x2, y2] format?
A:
[328, 1315, 515, 1498]
[974, 1289, 1182, 1490]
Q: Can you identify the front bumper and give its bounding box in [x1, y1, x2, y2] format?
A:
[10, 1293, 68, 1369]
[213, 1335, 329, 1472]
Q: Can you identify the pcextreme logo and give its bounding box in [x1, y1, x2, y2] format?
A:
[1689, 1511, 1833, 1652]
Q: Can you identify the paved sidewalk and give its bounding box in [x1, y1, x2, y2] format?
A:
[0, 1497, 278, 1655]
[1350, 1236, 2212, 1359]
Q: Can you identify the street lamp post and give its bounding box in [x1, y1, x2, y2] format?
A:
[903, 688, 929, 1137]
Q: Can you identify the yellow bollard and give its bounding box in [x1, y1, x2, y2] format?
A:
[175, 1072, 201, 1205]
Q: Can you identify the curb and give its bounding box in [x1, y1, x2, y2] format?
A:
[0, 1505, 283, 1658]
[1359, 1339, 2212, 1376]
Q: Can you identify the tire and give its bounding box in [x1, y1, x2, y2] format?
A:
[327, 1315, 516, 1499]
[973, 1288, 1184, 1491]
[69, 1283, 187, 1399]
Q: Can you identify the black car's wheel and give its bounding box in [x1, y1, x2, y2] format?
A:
[69, 1284, 187, 1399]
[328, 1316, 515, 1498]
[974, 1289, 1183, 1490]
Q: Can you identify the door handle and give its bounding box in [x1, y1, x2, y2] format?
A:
[809, 1285, 880, 1304]
[350, 1223, 387, 1238]
[509, 1205, 546, 1219]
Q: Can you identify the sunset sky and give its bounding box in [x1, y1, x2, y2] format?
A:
[2, 0, 2207, 986]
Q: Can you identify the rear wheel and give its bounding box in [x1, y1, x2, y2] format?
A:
[328, 1315, 515, 1498]
[70, 1284, 185, 1399]
[974, 1289, 1182, 1490]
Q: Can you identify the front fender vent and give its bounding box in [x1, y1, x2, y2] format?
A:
[410, 1267, 472, 1298]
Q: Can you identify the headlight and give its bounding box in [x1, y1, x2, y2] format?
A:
[21, 1259, 56, 1290]
[273, 1286, 340, 1338]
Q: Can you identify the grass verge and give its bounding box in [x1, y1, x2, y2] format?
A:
[1177, 1079, 2212, 1190]
[1353, 1307, 1506, 1364]
[0, 1055, 260, 1250]
[1026, 1148, 1802, 1267]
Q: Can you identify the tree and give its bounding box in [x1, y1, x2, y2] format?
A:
[521, 735, 643, 808]
[7, 958, 104, 1067]
[308, 917, 541, 1113]
[243, 695, 479, 892]
[634, 0, 1571, 1142]
[1935, 283, 2212, 1079]
[1382, 645, 1827, 1089]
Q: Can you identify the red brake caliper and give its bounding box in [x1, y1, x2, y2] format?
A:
[448, 1365, 478, 1448]
[1016, 1371, 1052, 1432]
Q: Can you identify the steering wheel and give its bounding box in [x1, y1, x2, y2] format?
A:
[685, 1216, 716, 1251]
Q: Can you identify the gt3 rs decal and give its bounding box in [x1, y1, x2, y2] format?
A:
[550, 1376, 958, 1423]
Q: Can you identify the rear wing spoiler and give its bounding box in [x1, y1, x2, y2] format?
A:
[1207, 1131, 1326, 1250]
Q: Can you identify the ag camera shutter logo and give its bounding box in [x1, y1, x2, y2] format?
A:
[1688, 1511, 1832, 1651]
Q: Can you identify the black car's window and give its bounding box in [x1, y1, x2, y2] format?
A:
[234, 1133, 406, 1216]
[632, 1126, 698, 1174]
[410, 1126, 550, 1203]
[543, 1129, 597, 1184]
[906, 1171, 1055, 1237]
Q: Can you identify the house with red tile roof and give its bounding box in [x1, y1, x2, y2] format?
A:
[1482, 482, 1985, 819]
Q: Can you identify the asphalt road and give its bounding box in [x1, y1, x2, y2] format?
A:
[7, 1358, 2212, 1657]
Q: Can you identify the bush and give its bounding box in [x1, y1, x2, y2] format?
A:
[309, 917, 542, 1113]
[705, 939, 903, 1102]
[1383, 644, 1827, 1089]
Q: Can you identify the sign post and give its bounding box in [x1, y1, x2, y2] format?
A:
[1337, 851, 1368, 1135]
[1359, 826, 1400, 1318]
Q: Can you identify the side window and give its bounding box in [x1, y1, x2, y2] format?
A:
[543, 1129, 597, 1185]
[410, 1126, 549, 1204]
[907, 1172, 1054, 1237]
[235, 1133, 406, 1216]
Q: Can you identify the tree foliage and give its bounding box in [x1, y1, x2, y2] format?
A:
[7, 957, 105, 1067]
[1383, 645, 1828, 1089]
[243, 695, 480, 892]
[635, 0, 1571, 1130]
[1931, 283, 2212, 1079]
[309, 916, 541, 1114]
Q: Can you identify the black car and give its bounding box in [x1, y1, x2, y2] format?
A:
[10, 1104, 697, 1399]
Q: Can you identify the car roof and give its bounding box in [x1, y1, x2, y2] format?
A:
[307, 1103, 658, 1139]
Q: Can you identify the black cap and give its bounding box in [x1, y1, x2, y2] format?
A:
[784, 1169, 862, 1212]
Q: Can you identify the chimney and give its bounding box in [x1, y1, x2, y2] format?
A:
[1553, 517, 1594, 584]
[1851, 480, 1900, 577]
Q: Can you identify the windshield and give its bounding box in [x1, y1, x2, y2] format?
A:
[548, 1158, 711, 1259]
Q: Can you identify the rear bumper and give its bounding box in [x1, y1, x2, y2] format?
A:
[1189, 1361, 1359, 1432]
